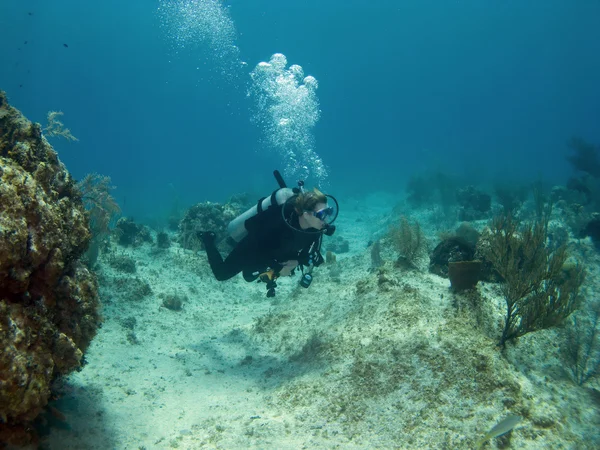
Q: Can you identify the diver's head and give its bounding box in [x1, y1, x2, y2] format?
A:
[295, 188, 335, 230]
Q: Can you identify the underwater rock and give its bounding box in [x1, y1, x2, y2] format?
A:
[160, 292, 186, 311]
[162, 297, 182, 311]
[0, 91, 100, 445]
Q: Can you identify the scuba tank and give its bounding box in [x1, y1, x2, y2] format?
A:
[227, 187, 295, 242]
[227, 170, 301, 243]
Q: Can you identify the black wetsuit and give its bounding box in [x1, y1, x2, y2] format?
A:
[203, 203, 323, 282]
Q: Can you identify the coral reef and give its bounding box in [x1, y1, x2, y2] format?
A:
[115, 217, 152, 247]
[0, 91, 100, 445]
[178, 201, 242, 251]
[429, 236, 475, 278]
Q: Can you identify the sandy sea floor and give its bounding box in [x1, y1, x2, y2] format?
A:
[40, 194, 600, 449]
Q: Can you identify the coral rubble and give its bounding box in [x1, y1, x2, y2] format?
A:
[0, 91, 100, 445]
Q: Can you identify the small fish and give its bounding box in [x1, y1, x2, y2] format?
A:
[475, 414, 522, 449]
[63, 43, 68, 48]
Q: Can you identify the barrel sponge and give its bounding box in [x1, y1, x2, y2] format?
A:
[0, 91, 101, 444]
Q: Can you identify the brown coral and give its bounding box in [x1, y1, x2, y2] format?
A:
[0, 91, 101, 445]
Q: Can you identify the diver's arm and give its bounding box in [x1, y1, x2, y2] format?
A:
[311, 250, 324, 267]
[298, 238, 324, 267]
[278, 260, 299, 277]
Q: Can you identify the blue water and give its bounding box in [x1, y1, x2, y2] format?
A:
[1, 0, 599, 221]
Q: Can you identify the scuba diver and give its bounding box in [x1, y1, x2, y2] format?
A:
[198, 170, 338, 297]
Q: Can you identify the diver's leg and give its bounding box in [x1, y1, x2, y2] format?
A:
[198, 232, 241, 281]
[199, 232, 253, 281]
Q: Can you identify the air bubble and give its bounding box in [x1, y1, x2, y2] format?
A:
[249, 53, 328, 186]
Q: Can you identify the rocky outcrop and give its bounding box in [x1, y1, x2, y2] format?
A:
[0, 91, 100, 446]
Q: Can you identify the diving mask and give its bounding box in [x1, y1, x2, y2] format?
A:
[313, 206, 334, 221]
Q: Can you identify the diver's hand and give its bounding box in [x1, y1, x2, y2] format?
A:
[278, 260, 298, 277]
